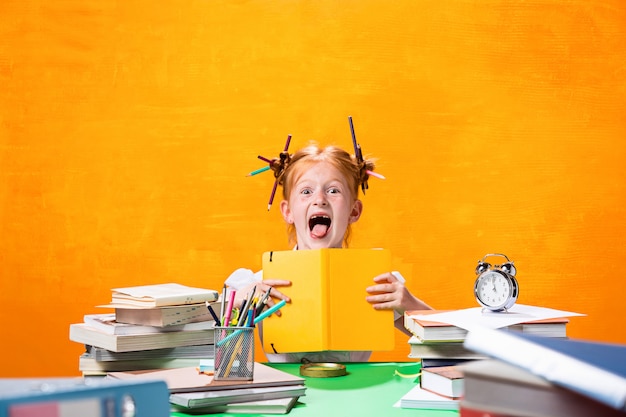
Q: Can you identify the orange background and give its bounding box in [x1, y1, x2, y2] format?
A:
[1, 1, 625, 377]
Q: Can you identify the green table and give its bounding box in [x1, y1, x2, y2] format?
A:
[171, 362, 459, 417]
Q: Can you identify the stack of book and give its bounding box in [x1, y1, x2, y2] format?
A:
[404, 309, 570, 368]
[396, 365, 462, 411]
[108, 363, 306, 414]
[461, 327, 626, 417]
[398, 307, 574, 411]
[69, 283, 220, 376]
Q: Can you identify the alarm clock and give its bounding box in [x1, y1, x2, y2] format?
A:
[473, 253, 518, 312]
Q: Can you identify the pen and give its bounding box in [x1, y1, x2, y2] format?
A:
[205, 301, 221, 326]
[267, 135, 292, 210]
[216, 299, 287, 347]
[219, 285, 227, 326]
[237, 285, 257, 327]
[255, 287, 272, 316]
[348, 116, 368, 194]
[267, 179, 278, 211]
[253, 299, 287, 325]
[349, 115, 358, 154]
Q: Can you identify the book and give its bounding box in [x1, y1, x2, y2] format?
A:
[110, 283, 219, 307]
[420, 365, 464, 399]
[86, 344, 214, 362]
[464, 327, 626, 411]
[508, 317, 569, 338]
[407, 336, 487, 360]
[169, 384, 306, 408]
[107, 362, 305, 394]
[461, 359, 626, 417]
[397, 383, 459, 410]
[405, 310, 569, 342]
[0, 377, 170, 417]
[170, 396, 300, 415]
[79, 352, 211, 376]
[261, 248, 394, 353]
[69, 323, 214, 352]
[460, 404, 517, 417]
[108, 302, 217, 327]
[404, 310, 468, 342]
[421, 358, 477, 368]
[83, 313, 215, 335]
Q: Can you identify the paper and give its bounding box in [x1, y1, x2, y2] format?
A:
[408, 304, 584, 332]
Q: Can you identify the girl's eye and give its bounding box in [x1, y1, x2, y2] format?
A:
[328, 187, 340, 194]
[300, 188, 313, 195]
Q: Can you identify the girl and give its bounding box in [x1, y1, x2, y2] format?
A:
[225, 143, 432, 362]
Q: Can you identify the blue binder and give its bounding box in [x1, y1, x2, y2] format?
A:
[0, 377, 169, 417]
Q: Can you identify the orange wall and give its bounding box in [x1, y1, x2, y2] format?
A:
[1, 1, 625, 377]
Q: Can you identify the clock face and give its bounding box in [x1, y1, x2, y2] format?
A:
[475, 270, 517, 310]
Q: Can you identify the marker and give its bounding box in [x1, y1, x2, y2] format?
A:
[253, 299, 287, 324]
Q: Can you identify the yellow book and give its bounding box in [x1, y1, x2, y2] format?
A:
[261, 248, 395, 353]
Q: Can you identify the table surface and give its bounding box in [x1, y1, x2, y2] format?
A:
[171, 362, 459, 417]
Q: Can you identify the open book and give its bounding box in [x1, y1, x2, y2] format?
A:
[261, 248, 395, 353]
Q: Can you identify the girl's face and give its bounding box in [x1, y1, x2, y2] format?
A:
[280, 161, 362, 250]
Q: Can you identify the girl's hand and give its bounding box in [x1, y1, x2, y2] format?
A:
[365, 272, 431, 315]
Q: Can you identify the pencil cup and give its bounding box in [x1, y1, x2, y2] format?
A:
[214, 326, 255, 381]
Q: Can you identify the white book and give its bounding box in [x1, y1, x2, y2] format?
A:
[111, 283, 219, 307]
[83, 313, 214, 335]
[407, 336, 486, 360]
[396, 384, 459, 410]
[170, 384, 306, 408]
[170, 396, 300, 415]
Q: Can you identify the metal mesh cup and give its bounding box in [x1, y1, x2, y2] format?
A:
[213, 326, 255, 381]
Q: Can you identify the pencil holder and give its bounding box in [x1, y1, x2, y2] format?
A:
[213, 326, 255, 381]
